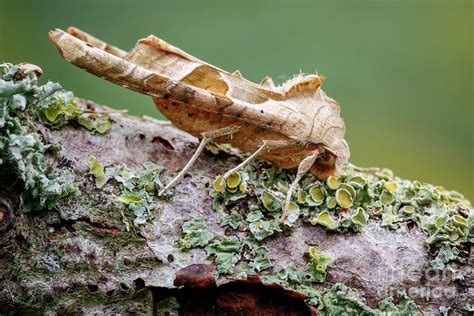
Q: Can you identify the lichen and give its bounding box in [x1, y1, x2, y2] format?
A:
[180, 210, 419, 312]
[262, 270, 421, 315]
[33, 85, 111, 134]
[201, 159, 472, 311]
[209, 162, 472, 269]
[87, 156, 105, 187]
[179, 218, 274, 275]
[316, 284, 421, 316]
[87, 158, 164, 228]
[205, 236, 242, 274]
[243, 239, 273, 273]
[0, 63, 76, 211]
[180, 218, 214, 249]
[306, 246, 334, 282]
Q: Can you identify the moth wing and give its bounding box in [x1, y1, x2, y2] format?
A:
[66, 27, 127, 58]
[50, 28, 346, 153]
[124, 35, 285, 103]
[123, 35, 336, 143]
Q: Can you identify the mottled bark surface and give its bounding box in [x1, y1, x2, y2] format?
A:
[0, 99, 471, 315]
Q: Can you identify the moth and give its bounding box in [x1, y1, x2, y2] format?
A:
[49, 27, 350, 222]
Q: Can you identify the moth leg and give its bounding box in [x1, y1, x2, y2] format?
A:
[280, 149, 321, 223]
[219, 140, 295, 187]
[158, 126, 241, 196]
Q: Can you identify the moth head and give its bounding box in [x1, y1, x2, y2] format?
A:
[311, 140, 350, 179]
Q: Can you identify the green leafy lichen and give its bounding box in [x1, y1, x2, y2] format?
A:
[258, 247, 333, 306]
[216, 209, 246, 230]
[316, 284, 421, 316]
[1, 62, 114, 211]
[243, 239, 273, 273]
[211, 171, 249, 202]
[205, 236, 242, 274]
[262, 267, 421, 315]
[306, 246, 334, 282]
[180, 218, 214, 249]
[429, 243, 461, 270]
[203, 159, 471, 312]
[0, 63, 76, 211]
[87, 156, 105, 187]
[88, 158, 164, 227]
[310, 210, 339, 230]
[261, 264, 316, 296]
[209, 161, 472, 268]
[179, 220, 273, 275]
[117, 193, 143, 205]
[34, 86, 111, 134]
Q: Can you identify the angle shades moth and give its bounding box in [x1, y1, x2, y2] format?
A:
[49, 27, 350, 221]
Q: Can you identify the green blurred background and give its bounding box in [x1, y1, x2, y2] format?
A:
[1, 0, 472, 200]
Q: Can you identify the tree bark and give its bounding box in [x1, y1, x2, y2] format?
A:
[0, 98, 471, 315]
